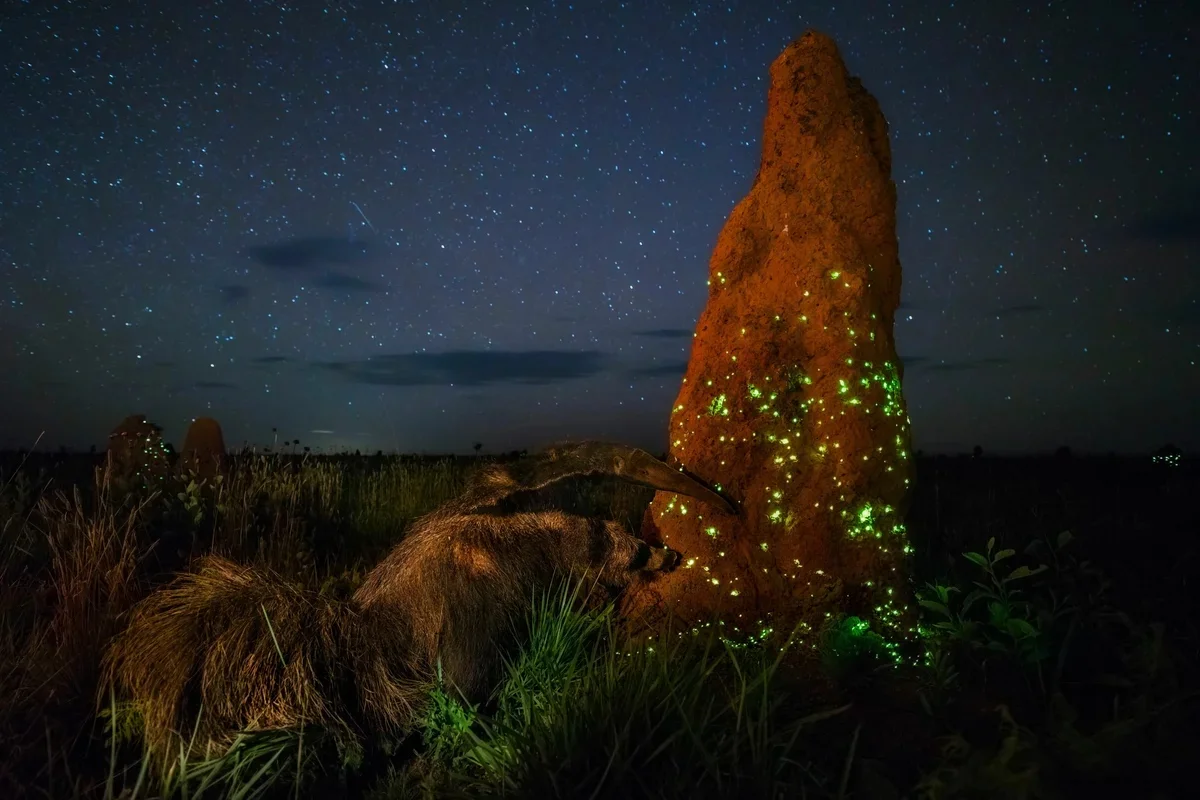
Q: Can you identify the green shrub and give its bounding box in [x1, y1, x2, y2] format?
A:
[401, 581, 849, 798]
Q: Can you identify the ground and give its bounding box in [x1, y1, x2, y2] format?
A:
[0, 448, 1195, 798]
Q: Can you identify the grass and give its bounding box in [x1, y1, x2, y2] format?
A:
[389, 581, 853, 798]
[0, 448, 1196, 798]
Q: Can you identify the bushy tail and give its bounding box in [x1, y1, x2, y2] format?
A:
[102, 555, 426, 767]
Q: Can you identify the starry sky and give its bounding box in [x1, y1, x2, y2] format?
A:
[2, 1, 1197, 456]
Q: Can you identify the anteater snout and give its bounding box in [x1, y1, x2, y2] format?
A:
[645, 545, 681, 573]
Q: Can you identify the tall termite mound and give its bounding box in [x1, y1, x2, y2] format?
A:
[106, 413, 172, 491]
[624, 31, 916, 659]
[180, 416, 226, 480]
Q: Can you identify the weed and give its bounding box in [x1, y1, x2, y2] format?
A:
[396, 581, 849, 798]
[913, 528, 1197, 796]
[0, 451, 1194, 798]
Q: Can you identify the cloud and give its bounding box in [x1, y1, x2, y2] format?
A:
[627, 360, 689, 378]
[899, 355, 1010, 373]
[922, 357, 1011, 373]
[193, 380, 238, 390]
[313, 272, 386, 293]
[632, 328, 693, 339]
[245, 236, 381, 271]
[0, 320, 29, 342]
[317, 349, 609, 387]
[1124, 210, 1200, 242]
[251, 355, 293, 372]
[220, 284, 250, 304]
[992, 303, 1044, 317]
[1122, 187, 1200, 242]
[1171, 299, 1200, 327]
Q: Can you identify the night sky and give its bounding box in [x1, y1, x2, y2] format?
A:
[2, 1, 1197, 456]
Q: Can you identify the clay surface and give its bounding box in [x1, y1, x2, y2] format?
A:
[623, 31, 916, 655]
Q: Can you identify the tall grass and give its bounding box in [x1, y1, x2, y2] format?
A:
[201, 454, 468, 577]
[401, 582, 849, 799]
[0, 451, 1195, 798]
[102, 701, 335, 800]
[1, 469, 151, 796]
[0, 451, 578, 797]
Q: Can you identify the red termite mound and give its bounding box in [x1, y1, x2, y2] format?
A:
[106, 414, 172, 490]
[623, 31, 917, 658]
[180, 417, 227, 480]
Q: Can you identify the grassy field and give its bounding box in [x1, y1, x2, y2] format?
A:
[1, 448, 1196, 798]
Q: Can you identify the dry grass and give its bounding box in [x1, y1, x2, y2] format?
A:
[0, 452, 473, 795]
[0, 470, 150, 794]
[186, 453, 470, 580]
[0, 450, 659, 796]
[0, 450, 1196, 798]
[103, 554, 426, 772]
[98, 448, 668, 773]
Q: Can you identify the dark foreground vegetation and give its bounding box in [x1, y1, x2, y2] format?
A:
[1, 448, 1196, 798]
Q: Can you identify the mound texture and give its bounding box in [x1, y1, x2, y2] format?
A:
[623, 31, 917, 656]
[179, 416, 226, 479]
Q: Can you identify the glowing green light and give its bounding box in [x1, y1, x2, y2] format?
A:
[661, 296, 917, 660]
[707, 394, 730, 417]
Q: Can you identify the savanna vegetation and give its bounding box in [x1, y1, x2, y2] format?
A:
[1, 446, 1196, 798]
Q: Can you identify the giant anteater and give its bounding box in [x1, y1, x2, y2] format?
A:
[103, 440, 735, 764]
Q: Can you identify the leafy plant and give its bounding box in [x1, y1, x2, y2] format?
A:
[419, 667, 479, 767]
[914, 528, 1197, 796]
[915, 705, 1046, 800]
[399, 582, 850, 798]
[172, 468, 225, 530]
[819, 614, 892, 685]
[918, 535, 1059, 671]
[1, 450, 1195, 799]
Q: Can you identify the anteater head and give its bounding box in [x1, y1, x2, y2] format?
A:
[491, 440, 737, 516]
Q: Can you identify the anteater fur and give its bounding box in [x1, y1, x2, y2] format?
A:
[103, 441, 735, 764]
[103, 555, 421, 768]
